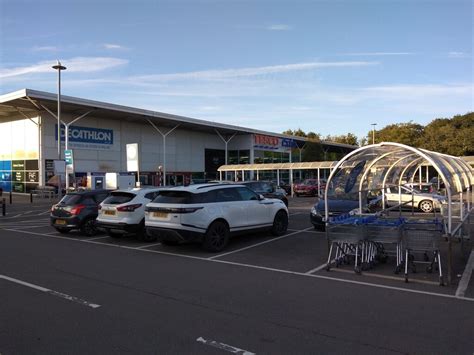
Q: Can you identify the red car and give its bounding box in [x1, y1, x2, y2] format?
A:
[294, 179, 326, 197]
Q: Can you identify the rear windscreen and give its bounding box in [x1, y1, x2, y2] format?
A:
[59, 194, 82, 205]
[102, 192, 136, 205]
[152, 191, 199, 204]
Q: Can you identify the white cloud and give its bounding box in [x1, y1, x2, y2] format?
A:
[132, 61, 378, 82]
[345, 52, 415, 56]
[0, 57, 128, 79]
[103, 43, 128, 50]
[32, 46, 58, 52]
[266, 24, 291, 31]
[448, 51, 469, 58]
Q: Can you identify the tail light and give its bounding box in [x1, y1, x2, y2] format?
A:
[117, 203, 142, 212]
[70, 204, 86, 215]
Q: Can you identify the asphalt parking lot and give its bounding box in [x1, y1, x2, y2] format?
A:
[1, 194, 473, 354]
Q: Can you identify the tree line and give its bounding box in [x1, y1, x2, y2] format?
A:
[283, 112, 473, 158]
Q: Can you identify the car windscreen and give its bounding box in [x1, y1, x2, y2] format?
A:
[59, 194, 82, 205]
[102, 192, 136, 205]
[152, 191, 199, 204]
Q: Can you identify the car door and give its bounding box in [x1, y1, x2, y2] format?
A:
[214, 187, 247, 230]
[235, 186, 273, 227]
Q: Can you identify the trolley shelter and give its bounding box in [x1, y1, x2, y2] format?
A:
[324, 142, 473, 285]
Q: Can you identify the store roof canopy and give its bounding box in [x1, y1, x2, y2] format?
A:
[218, 161, 339, 171]
[0, 88, 356, 150]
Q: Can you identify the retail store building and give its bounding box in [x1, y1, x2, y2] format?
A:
[0, 89, 355, 192]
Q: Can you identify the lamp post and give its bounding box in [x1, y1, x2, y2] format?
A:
[52, 60, 67, 193]
[371, 123, 377, 144]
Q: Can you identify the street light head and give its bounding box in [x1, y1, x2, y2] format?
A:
[52, 60, 67, 71]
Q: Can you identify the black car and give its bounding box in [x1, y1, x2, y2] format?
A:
[310, 196, 382, 231]
[240, 180, 289, 207]
[50, 189, 111, 236]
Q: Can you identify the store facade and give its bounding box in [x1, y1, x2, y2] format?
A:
[0, 89, 356, 192]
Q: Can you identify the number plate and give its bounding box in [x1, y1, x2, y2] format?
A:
[104, 210, 116, 216]
[55, 219, 66, 225]
[153, 211, 168, 218]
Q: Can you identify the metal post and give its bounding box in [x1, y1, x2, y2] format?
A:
[371, 123, 377, 144]
[2, 198, 5, 216]
[30, 192, 33, 203]
[53, 60, 66, 198]
[9, 191, 12, 204]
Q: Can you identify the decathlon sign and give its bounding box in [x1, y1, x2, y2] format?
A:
[55, 125, 114, 149]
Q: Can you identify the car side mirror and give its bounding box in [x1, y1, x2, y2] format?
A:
[258, 194, 265, 200]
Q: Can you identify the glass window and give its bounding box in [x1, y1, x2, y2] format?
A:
[236, 187, 259, 201]
[60, 194, 82, 205]
[152, 191, 197, 204]
[94, 193, 110, 203]
[239, 150, 250, 164]
[228, 150, 238, 165]
[103, 192, 136, 204]
[216, 188, 241, 202]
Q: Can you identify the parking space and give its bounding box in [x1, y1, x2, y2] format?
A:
[1, 195, 473, 301]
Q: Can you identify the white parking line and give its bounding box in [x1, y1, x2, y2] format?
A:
[305, 262, 331, 274]
[8, 224, 50, 230]
[0, 274, 101, 309]
[196, 337, 255, 354]
[208, 227, 314, 260]
[87, 236, 111, 241]
[136, 242, 162, 249]
[5, 227, 474, 303]
[455, 250, 474, 298]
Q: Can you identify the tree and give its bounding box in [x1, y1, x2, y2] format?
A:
[325, 133, 359, 146]
[366, 122, 424, 146]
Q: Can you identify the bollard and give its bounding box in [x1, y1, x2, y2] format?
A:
[2, 198, 5, 216]
[30, 192, 33, 203]
[9, 191, 12, 204]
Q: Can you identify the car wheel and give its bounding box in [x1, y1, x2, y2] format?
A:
[271, 210, 288, 236]
[419, 200, 433, 213]
[80, 218, 98, 236]
[203, 220, 229, 252]
[55, 227, 70, 234]
[295, 193, 300, 197]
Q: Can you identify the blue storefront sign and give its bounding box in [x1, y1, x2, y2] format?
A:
[281, 138, 297, 148]
[55, 125, 114, 146]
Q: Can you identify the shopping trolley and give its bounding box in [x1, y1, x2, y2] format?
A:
[403, 219, 444, 285]
[326, 215, 376, 273]
[365, 217, 405, 273]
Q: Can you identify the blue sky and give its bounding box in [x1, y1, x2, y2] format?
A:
[1, 0, 472, 141]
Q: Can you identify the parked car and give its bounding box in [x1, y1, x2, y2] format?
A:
[294, 178, 326, 197]
[240, 180, 288, 207]
[96, 187, 163, 241]
[404, 182, 435, 194]
[50, 189, 111, 236]
[273, 180, 291, 195]
[310, 196, 383, 231]
[145, 183, 288, 251]
[384, 185, 445, 213]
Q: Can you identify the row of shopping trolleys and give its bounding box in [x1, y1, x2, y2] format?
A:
[325, 215, 444, 285]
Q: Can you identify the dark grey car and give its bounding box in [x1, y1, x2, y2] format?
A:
[50, 189, 110, 236]
[240, 181, 289, 207]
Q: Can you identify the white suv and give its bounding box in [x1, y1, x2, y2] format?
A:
[144, 184, 289, 251]
[97, 187, 163, 241]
